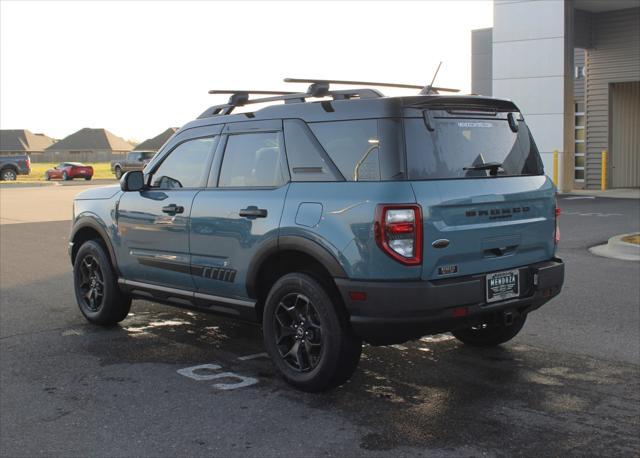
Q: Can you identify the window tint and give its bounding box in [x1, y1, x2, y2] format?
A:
[218, 132, 286, 187]
[308, 120, 381, 181]
[405, 114, 544, 180]
[151, 137, 216, 189]
[283, 119, 340, 182]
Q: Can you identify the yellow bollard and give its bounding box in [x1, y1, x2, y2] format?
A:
[552, 150, 558, 186]
[601, 150, 607, 191]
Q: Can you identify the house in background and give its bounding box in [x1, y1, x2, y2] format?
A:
[43, 128, 133, 163]
[0, 129, 56, 160]
[133, 127, 178, 152]
[471, 0, 639, 191]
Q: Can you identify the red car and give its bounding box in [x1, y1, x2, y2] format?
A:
[45, 162, 94, 181]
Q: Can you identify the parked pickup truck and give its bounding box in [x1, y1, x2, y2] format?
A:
[0, 154, 31, 180]
[111, 151, 155, 179]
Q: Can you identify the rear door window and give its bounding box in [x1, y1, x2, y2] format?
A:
[218, 132, 287, 187]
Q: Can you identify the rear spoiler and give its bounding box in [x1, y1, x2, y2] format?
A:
[403, 96, 520, 113]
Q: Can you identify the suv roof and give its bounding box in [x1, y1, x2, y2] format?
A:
[182, 79, 520, 132]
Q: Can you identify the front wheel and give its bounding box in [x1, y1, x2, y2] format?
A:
[62, 171, 70, 181]
[263, 273, 362, 392]
[73, 240, 131, 325]
[452, 314, 527, 347]
[114, 166, 122, 179]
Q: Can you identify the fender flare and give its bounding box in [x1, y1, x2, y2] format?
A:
[245, 235, 347, 299]
[70, 216, 121, 275]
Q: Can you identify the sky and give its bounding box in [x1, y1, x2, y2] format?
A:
[0, 0, 493, 143]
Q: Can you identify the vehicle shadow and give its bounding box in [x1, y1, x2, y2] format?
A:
[76, 301, 639, 456]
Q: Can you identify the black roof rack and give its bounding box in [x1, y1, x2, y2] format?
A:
[198, 76, 461, 119]
[199, 86, 384, 118]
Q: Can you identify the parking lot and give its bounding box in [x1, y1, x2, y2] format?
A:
[1, 184, 639, 457]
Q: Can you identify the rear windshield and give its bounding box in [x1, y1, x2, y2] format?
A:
[405, 112, 544, 180]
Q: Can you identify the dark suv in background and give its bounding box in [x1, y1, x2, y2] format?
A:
[69, 78, 564, 391]
[111, 151, 156, 179]
[0, 153, 30, 180]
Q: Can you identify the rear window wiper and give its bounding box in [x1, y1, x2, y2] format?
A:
[463, 162, 503, 176]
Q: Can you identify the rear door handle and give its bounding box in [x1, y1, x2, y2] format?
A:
[239, 206, 268, 219]
[162, 204, 184, 214]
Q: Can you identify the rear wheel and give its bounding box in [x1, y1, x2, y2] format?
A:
[84, 176, 92, 181]
[62, 171, 70, 181]
[114, 166, 122, 179]
[73, 240, 131, 325]
[263, 273, 362, 392]
[1, 168, 17, 181]
[452, 314, 526, 347]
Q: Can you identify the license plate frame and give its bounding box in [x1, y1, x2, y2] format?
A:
[486, 269, 520, 303]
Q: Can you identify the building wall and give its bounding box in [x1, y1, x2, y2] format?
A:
[471, 28, 493, 96]
[584, 7, 640, 189]
[492, 0, 574, 191]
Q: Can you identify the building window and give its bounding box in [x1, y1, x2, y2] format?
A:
[574, 102, 585, 182]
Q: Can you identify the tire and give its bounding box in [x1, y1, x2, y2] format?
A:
[84, 176, 92, 181]
[45, 173, 50, 181]
[1, 168, 17, 181]
[263, 273, 362, 392]
[452, 314, 527, 347]
[73, 240, 131, 325]
[62, 171, 70, 181]
[114, 166, 122, 179]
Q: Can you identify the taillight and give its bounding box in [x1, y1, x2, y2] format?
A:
[554, 196, 561, 245]
[26, 155, 31, 169]
[374, 204, 422, 265]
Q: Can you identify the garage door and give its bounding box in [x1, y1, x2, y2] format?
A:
[611, 81, 640, 188]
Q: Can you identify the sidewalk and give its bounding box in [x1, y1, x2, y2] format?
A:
[565, 188, 640, 199]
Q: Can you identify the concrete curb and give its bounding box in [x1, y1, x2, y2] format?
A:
[589, 233, 640, 261]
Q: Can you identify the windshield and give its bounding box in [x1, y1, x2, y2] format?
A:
[405, 112, 544, 180]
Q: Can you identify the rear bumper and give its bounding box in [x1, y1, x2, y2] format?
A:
[336, 258, 564, 345]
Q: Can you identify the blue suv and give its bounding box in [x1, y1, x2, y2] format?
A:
[70, 79, 564, 391]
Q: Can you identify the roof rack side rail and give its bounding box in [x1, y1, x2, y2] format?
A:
[198, 87, 384, 119]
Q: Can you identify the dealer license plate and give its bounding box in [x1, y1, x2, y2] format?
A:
[486, 269, 520, 303]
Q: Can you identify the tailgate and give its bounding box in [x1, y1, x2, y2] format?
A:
[412, 176, 556, 281]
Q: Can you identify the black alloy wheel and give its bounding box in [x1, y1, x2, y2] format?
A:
[76, 254, 105, 312]
[274, 293, 324, 372]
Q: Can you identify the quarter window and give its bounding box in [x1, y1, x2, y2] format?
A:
[308, 120, 381, 181]
[218, 132, 286, 187]
[151, 137, 217, 189]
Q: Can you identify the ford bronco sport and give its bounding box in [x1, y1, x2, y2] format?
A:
[70, 78, 564, 392]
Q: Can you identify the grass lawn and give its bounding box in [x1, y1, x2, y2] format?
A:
[16, 163, 115, 182]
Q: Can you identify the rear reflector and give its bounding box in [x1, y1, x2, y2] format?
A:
[348, 291, 367, 301]
[452, 307, 468, 318]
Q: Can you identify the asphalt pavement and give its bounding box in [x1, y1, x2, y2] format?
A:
[0, 188, 638, 457]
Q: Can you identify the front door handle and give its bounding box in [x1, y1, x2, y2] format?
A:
[239, 206, 268, 219]
[162, 204, 184, 215]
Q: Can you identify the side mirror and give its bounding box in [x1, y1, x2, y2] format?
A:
[120, 170, 145, 192]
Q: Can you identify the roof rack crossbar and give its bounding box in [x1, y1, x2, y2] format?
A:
[284, 77, 460, 95]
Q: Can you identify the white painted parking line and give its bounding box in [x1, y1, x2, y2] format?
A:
[177, 364, 222, 381]
[237, 352, 269, 361]
[563, 196, 596, 200]
[208, 372, 258, 390]
[177, 363, 259, 390]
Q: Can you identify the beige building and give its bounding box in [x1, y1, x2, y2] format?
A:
[0, 129, 56, 160]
